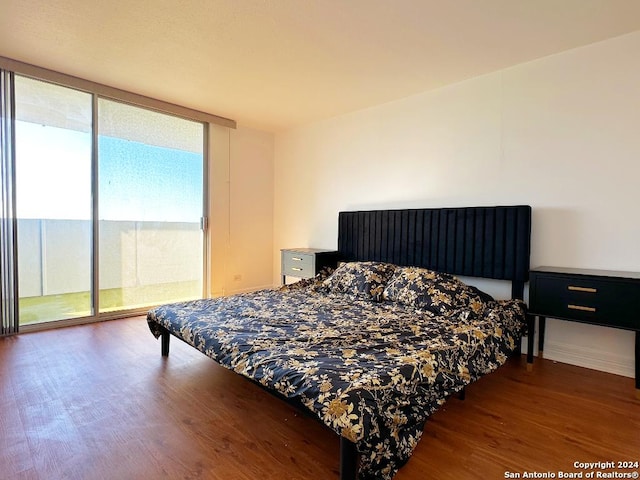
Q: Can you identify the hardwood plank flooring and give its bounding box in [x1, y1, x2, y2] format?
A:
[1, 317, 638, 480]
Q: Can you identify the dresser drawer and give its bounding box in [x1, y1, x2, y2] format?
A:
[282, 250, 315, 278]
[530, 271, 640, 330]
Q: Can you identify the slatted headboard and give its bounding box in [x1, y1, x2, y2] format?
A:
[337, 205, 532, 299]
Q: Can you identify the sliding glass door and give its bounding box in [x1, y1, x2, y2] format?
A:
[15, 77, 93, 324]
[14, 76, 206, 326]
[98, 99, 205, 313]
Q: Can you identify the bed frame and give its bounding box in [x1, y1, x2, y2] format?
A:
[159, 205, 532, 480]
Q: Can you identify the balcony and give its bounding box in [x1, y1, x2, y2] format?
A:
[18, 219, 203, 325]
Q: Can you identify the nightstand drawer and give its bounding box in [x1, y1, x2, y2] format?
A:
[282, 251, 314, 278]
[530, 270, 640, 330]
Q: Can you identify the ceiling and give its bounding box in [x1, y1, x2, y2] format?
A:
[1, 0, 640, 132]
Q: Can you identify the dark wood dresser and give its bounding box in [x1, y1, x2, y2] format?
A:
[528, 266, 640, 398]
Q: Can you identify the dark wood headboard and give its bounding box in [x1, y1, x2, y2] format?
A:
[337, 205, 532, 299]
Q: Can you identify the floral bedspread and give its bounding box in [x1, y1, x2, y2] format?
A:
[147, 278, 525, 479]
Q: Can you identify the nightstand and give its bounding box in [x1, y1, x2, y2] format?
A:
[281, 248, 339, 284]
[528, 266, 640, 399]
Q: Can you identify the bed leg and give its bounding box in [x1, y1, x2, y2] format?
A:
[513, 340, 522, 357]
[339, 437, 358, 480]
[635, 331, 639, 400]
[458, 387, 466, 401]
[161, 329, 170, 357]
[526, 314, 535, 371]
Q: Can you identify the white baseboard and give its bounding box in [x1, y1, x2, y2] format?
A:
[542, 340, 634, 379]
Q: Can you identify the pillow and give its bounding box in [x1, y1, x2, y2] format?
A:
[322, 261, 396, 301]
[382, 266, 490, 315]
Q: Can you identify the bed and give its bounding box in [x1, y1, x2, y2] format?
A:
[147, 205, 532, 480]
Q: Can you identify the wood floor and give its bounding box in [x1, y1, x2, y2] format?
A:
[1, 317, 638, 480]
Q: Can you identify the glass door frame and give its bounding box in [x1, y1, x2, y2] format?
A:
[16, 81, 210, 331]
[0, 55, 231, 334]
[14, 75, 94, 326]
[92, 96, 210, 322]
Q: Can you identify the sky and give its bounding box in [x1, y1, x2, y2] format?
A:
[15, 121, 203, 223]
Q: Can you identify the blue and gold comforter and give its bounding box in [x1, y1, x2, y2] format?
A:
[147, 278, 525, 479]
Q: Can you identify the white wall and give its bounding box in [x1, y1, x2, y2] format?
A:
[210, 125, 275, 297]
[274, 31, 640, 378]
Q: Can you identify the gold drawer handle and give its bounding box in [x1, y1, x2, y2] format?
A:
[568, 286, 597, 293]
[291, 257, 303, 261]
[568, 304, 596, 313]
[291, 267, 303, 272]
